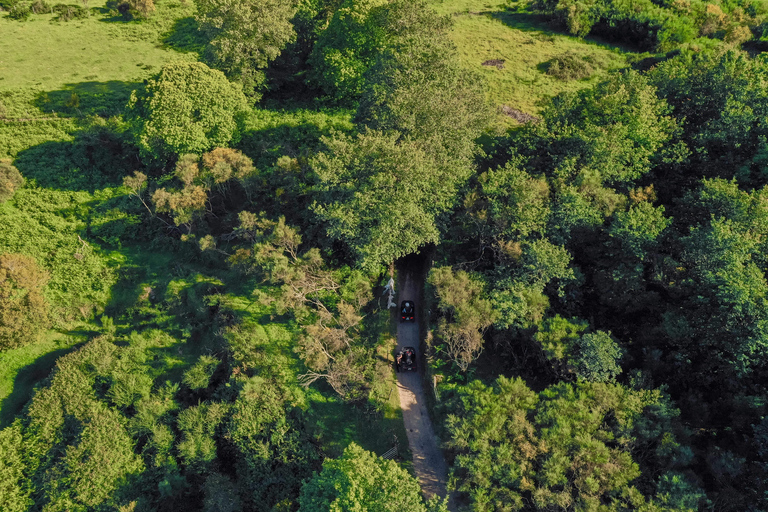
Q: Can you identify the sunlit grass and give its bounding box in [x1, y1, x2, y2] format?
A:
[0, 0, 198, 92]
[429, 0, 633, 127]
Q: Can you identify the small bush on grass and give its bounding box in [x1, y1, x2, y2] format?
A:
[7, 2, 31, 20]
[0, 253, 50, 351]
[51, 3, 89, 21]
[29, 0, 48, 13]
[0, 160, 23, 203]
[106, 0, 154, 20]
[544, 52, 595, 80]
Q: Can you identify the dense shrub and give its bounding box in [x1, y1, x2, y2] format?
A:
[544, 52, 595, 80]
[7, 1, 31, 20]
[126, 62, 249, 160]
[532, 0, 765, 51]
[29, 0, 48, 13]
[106, 0, 154, 20]
[51, 2, 89, 21]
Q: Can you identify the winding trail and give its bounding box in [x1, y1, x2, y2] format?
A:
[396, 269, 455, 509]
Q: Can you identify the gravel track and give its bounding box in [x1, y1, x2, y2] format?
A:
[396, 270, 455, 510]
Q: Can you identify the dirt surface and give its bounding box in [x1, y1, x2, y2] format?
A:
[499, 105, 540, 124]
[396, 270, 455, 509]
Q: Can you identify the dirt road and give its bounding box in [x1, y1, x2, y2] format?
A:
[396, 270, 454, 509]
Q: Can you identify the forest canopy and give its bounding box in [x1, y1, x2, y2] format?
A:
[4, 0, 768, 510]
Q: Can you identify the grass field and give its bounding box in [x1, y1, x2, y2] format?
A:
[429, 0, 634, 126]
[0, 0, 199, 91]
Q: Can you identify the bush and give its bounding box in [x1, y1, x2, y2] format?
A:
[106, 0, 154, 20]
[544, 52, 595, 80]
[0, 253, 50, 351]
[126, 62, 249, 160]
[51, 2, 89, 21]
[182, 355, 220, 390]
[29, 0, 48, 13]
[7, 2, 31, 20]
[0, 160, 23, 203]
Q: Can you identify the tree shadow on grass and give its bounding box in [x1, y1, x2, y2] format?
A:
[0, 339, 88, 428]
[163, 16, 208, 55]
[34, 80, 143, 118]
[489, 10, 645, 54]
[13, 122, 140, 192]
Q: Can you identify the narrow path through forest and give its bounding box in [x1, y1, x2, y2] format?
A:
[396, 267, 455, 510]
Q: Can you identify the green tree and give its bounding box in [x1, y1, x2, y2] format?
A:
[308, 0, 388, 101]
[429, 267, 498, 371]
[127, 62, 248, 160]
[176, 402, 229, 475]
[572, 331, 622, 382]
[0, 160, 23, 203]
[41, 410, 144, 511]
[182, 355, 221, 391]
[445, 377, 699, 512]
[649, 50, 768, 186]
[195, 0, 297, 98]
[227, 377, 320, 510]
[356, 0, 490, 174]
[311, 131, 445, 270]
[298, 442, 432, 512]
[0, 252, 50, 350]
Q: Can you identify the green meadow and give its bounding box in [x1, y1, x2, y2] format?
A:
[430, 0, 633, 126]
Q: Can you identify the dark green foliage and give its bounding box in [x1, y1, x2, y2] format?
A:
[0, 422, 32, 512]
[0, 253, 50, 351]
[531, 0, 765, 51]
[444, 377, 700, 511]
[126, 62, 249, 160]
[203, 472, 242, 512]
[298, 442, 433, 512]
[51, 3, 89, 21]
[195, 0, 297, 98]
[226, 377, 320, 510]
[571, 330, 622, 382]
[649, 50, 768, 187]
[532, 70, 679, 188]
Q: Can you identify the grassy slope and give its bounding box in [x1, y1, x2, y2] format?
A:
[0, 1, 200, 422]
[0, 0, 198, 91]
[429, 0, 633, 126]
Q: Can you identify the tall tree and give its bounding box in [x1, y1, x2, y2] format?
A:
[310, 130, 444, 270]
[308, 0, 389, 102]
[196, 0, 297, 98]
[298, 442, 447, 512]
[445, 377, 701, 512]
[126, 62, 248, 160]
